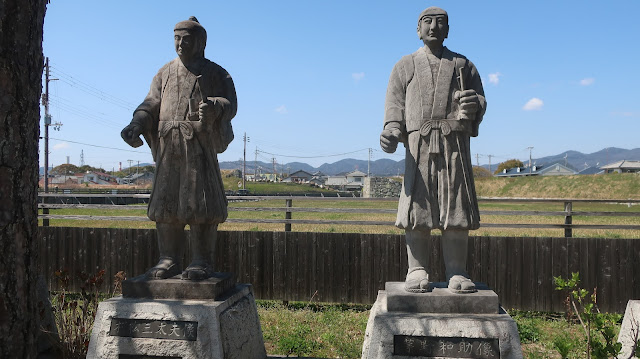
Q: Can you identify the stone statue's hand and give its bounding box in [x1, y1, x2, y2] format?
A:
[455, 89, 479, 118]
[380, 128, 402, 153]
[199, 99, 222, 122]
[121, 122, 143, 148]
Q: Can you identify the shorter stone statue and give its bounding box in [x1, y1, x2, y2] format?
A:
[380, 7, 487, 293]
[121, 16, 237, 280]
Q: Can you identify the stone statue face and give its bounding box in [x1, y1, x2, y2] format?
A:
[418, 15, 449, 46]
[174, 29, 201, 62]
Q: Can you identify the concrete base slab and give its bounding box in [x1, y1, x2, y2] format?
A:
[87, 284, 266, 359]
[618, 300, 640, 358]
[122, 272, 236, 300]
[362, 289, 522, 359]
[386, 282, 499, 314]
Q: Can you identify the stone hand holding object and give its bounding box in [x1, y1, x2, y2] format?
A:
[454, 89, 479, 120]
[198, 98, 222, 122]
[380, 127, 402, 153]
[120, 112, 147, 148]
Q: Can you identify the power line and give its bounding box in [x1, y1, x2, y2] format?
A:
[49, 95, 123, 129]
[47, 137, 151, 154]
[49, 64, 137, 111]
[257, 148, 369, 159]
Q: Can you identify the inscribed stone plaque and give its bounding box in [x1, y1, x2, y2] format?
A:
[393, 335, 500, 358]
[109, 318, 198, 341]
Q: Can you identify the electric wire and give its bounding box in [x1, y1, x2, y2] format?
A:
[46, 137, 151, 155]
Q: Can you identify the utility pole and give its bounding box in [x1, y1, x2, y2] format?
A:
[527, 147, 534, 174]
[242, 133, 249, 189]
[137, 160, 140, 175]
[42, 57, 61, 194]
[367, 148, 372, 177]
[254, 147, 258, 181]
[42, 58, 60, 226]
[272, 157, 277, 180]
[488, 155, 493, 174]
[476, 153, 480, 167]
[127, 159, 133, 175]
[80, 150, 85, 167]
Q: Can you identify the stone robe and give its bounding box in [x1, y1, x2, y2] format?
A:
[134, 57, 237, 224]
[384, 46, 486, 231]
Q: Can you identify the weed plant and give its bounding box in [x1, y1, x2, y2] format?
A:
[554, 272, 636, 359]
[50, 269, 125, 359]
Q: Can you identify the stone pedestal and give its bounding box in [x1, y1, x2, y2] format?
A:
[618, 300, 640, 358]
[361, 282, 522, 359]
[87, 275, 266, 359]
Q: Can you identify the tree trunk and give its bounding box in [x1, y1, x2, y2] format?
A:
[0, 1, 47, 357]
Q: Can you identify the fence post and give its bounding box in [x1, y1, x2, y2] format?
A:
[42, 195, 49, 227]
[564, 201, 572, 238]
[285, 199, 292, 232]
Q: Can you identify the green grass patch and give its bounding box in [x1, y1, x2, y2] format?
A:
[257, 300, 369, 358]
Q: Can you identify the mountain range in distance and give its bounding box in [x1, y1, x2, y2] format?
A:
[42, 147, 639, 177]
[219, 147, 640, 176]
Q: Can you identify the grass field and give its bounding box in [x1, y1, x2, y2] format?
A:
[39, 173, 640, 237]
[255, 300, 619, 359]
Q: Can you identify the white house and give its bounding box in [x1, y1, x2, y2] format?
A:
[600, 160, 640, 174]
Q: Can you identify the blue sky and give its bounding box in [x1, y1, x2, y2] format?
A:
[41, 1, 640, 171]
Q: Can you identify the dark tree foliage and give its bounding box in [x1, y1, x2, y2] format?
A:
[494, 159, 524, 174]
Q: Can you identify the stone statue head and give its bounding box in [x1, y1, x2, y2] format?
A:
[174, 16, 207, 62]
[417, 7, 449, 46]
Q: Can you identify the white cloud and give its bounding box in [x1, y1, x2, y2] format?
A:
[523, 98, 544, 111]
[488, 72, 501, 85]
[580, 78, 595, 86]
[53, 143, 70, 150]
[352, 72, 365, 82]
[275, 105, 288, 114]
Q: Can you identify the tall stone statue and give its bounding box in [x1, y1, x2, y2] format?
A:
[121, 16, 237, 280]
[380, 7, 486, 293]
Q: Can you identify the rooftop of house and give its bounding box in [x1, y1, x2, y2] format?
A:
[600, 160, 640, 169]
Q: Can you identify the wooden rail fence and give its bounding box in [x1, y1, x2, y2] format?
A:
[38, 227, 640, 313]
[38, 194, 640, 238]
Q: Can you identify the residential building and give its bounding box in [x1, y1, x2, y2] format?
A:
[288, 170, 314, 183]
[326, 170, 368, 191]
[495, 163, 577, 177]
[600, 160, 640, 174]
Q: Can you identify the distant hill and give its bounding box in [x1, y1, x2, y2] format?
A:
[219, 158, 404, 176]
[128, 147, 638, 177]
[531, 147, 640, 171]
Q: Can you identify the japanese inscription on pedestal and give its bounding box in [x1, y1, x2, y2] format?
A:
[109, 318, 198, 341]
[394, 335, 499, 358]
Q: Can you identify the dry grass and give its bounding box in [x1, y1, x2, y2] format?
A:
[475, 173, 640, 199]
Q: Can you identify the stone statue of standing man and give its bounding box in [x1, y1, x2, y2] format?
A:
[121, 17, 237, 280]
[380, 7, 486, 293]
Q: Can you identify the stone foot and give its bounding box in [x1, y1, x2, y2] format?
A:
[404, 267, 431, 293]
[145, 257, 181, 279]
[448, 274, 477, 293]
[181, 261, 215, 280]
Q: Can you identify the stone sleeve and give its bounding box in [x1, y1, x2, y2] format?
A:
[383, 59, 408, 134]
[133, 65, 166, 126]
[466, 60, 486, 137]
